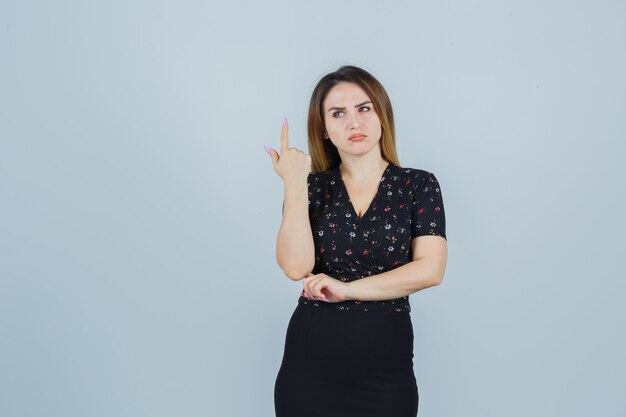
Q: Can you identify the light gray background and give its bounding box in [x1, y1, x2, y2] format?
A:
[1, 1, 624, 416]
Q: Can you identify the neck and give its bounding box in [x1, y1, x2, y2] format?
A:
[338, 154, 388, 181]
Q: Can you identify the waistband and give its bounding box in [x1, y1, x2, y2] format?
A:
[297, 295, 411, 314]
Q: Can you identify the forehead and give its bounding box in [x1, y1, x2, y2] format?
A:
[323, 82, 370, 109]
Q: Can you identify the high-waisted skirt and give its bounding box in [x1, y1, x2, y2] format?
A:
[274, 302, 418, 417]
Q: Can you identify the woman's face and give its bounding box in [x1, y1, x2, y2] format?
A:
[322, 82, 383, 159]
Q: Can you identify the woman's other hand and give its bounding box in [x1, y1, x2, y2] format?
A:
[301, 273, 351, 303]
[265, 118, 312, 184]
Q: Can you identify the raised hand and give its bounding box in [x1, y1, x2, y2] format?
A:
[265, 118, 312, 183]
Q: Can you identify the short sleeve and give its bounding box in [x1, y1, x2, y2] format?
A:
[411, 171, 446, 240]
[307, 172, 321, 220]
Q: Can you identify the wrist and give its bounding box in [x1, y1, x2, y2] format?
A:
[344, 280, 359, 301]
[283, 177, 308, 189]
[283, 179, 308, 202]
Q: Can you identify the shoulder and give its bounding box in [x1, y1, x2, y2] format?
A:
[394, 165, 433, 178]
[307, 169, 335, 194]
[307, 169, 335, 184]
[392, 165, 439, 190]
[307, 169, 334, 178]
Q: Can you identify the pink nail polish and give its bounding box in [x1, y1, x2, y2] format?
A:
[264, 145, 271, 154]
[283, 117, 288, 126]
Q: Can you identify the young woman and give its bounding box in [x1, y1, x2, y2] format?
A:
[265, 65, 448, 417]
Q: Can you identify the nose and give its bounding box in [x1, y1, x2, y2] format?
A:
[347, 110, 361, 129]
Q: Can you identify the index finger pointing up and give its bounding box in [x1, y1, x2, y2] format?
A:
[281, 118, 289, 152]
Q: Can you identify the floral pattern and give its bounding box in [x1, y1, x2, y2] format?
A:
[297, 162, 446, 312]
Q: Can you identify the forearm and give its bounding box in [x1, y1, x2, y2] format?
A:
[276, 179, 315, 280]
[345, 259, 444, 301]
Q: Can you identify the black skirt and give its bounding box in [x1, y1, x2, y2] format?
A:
[274, 302, 418, 417]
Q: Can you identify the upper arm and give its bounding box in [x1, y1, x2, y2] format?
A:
[411, 235, 447, 271]
[411, 235, 447, 285]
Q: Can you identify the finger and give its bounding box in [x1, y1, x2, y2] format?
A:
[280, 118, 289, 153]
[313, 281, 326, 298]
[315, 290, 328, 301]
[306, 278, 320, 298]
[303, 276, 319, 292]
[303, 280, 315, 299]
[265, 146, 279, 166]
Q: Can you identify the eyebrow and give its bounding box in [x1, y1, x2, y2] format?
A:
[327, 101, 372, 112]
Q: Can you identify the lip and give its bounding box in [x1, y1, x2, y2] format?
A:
[348, 134, 366, 141]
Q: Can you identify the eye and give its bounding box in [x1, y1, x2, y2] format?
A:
[359, 106, 371, 112]
[332, 111, 344, 118]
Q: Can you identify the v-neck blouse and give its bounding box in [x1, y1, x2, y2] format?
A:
[336, 162, 390, 221]
[298, 162, 447, 312]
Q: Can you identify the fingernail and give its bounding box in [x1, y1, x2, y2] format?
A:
[283, 117, 288, 126]
[264, 145, 271, 155]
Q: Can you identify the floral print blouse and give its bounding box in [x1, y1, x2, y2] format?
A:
[296, 162, 446, 312]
